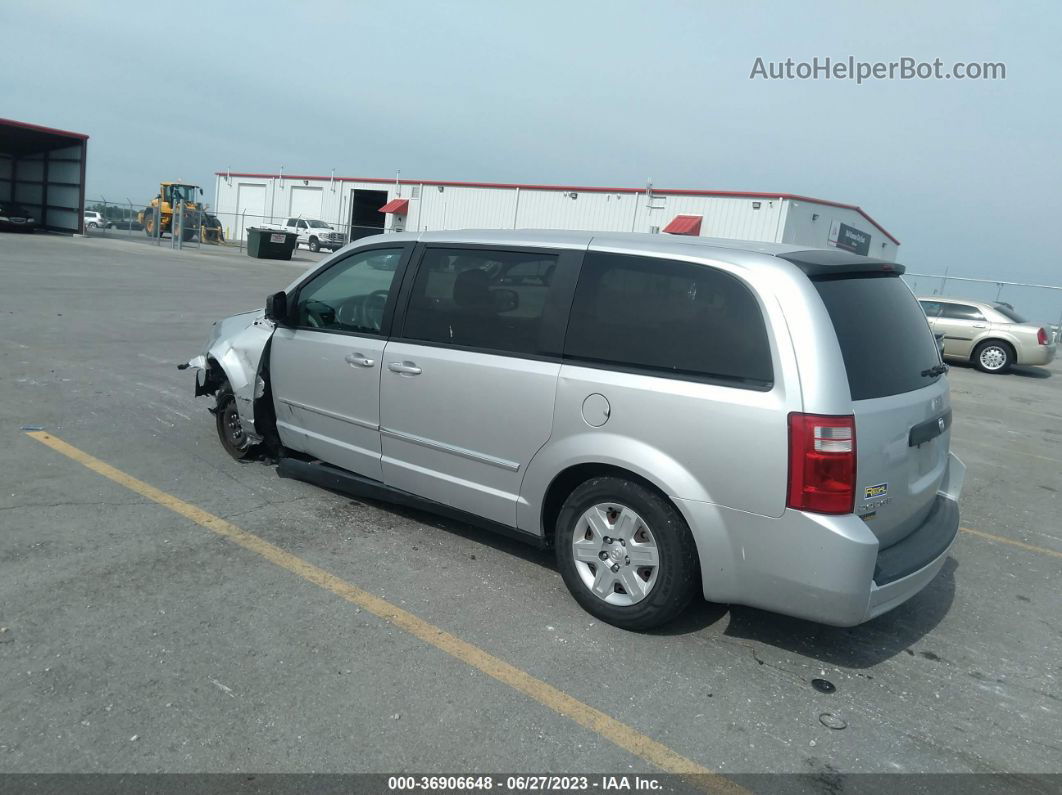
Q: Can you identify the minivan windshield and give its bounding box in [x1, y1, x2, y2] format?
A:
[814, 275, 942, 400]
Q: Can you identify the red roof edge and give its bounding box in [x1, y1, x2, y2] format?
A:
[215, 171, 900, 245]
[0, 117, 89, 141]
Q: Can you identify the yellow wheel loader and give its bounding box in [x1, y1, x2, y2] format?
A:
[139, 182, 224, 243]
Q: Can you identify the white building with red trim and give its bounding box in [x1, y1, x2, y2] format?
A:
[212, 171, 899, 260]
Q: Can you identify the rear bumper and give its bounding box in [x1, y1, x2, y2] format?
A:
[1020, 343, 1056, 366]
[678, 452, 965, 627]
[866, 496, 957, 620]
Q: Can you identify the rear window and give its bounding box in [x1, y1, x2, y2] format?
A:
[993, 304, 1027, 323]
[814, 276, 941, 400]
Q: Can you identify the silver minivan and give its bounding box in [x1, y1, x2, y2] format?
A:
[185, 230, 965, 630]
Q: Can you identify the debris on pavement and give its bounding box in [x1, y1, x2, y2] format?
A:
[819, 713, 848, 730]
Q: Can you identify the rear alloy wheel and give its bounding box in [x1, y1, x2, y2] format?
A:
[555, 476, 698, 630]
[215, 385, 257, 460]
[974, 340, 1013, 373]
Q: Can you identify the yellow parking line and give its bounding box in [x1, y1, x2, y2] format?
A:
[26, 432, 740, 791]
[960, 526, 1062, 559]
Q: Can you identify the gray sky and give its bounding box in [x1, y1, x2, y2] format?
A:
[4, 1, 1060, 307]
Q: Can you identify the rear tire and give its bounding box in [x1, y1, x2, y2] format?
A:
[973, 340, 1013, 373]
[215, 384, 257, 460]
[555, 476, 699, 631]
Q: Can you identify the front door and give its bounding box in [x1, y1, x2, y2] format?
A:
[379, 245, 579, 526]
[270, 245, 409, 480]
[935, 302, 987, 359]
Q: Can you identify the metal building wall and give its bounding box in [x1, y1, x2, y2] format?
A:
[212, 173, 897, 258]
[782, 199, 898, 260]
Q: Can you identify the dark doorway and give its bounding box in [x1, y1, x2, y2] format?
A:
[350, 189, 389, 241]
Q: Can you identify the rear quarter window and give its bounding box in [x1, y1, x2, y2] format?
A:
[814, 276, 941, 400]
[564, 252, 773, 388]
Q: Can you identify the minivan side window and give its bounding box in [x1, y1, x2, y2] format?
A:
[402, 248, 560, 355]
[940, 303, 985, 321]
[294, 248, 404, 334]
[564, 252, 774, 387]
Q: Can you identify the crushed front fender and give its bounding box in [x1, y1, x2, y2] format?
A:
[181, 310, 275, 442]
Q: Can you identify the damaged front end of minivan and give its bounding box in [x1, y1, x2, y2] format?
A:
[180, 309, 278, 459]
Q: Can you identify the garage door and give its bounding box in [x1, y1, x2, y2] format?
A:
[288, 186, 323, 220]
[235, 183, 266, 240]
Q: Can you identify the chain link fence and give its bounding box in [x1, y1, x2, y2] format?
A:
[82, 198, 222, 250]
[82, 199, 390, 253]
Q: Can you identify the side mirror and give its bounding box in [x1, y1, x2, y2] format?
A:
[265, 291, 289, 325]
[199, 187, 204, 196]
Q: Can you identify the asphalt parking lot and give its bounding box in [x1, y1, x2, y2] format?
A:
[1, 233, 1060, 781]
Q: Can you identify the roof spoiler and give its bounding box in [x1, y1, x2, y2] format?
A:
[776, 249, 905, 277]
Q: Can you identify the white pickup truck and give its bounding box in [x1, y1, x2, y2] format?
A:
[263, 217, 347, 252]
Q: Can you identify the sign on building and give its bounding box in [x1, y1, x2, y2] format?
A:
[828, 220, 871, 256]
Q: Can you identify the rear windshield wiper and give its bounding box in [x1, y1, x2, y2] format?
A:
[921, 364, 948, 377]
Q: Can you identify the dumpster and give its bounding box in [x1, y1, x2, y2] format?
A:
[247, 227, 298, 260]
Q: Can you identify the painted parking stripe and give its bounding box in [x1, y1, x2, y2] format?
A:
[960, 525, 1062, 559]
[26, 431, 742, 791]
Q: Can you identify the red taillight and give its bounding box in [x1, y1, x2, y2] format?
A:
[1037, 327, 1048, 345]
[787, 413, 856, 514]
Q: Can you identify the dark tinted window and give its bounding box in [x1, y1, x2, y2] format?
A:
[402, 248, 559, 355]
[295, 248, 403, 334]
[939, 303, 985, 321]
[919, 300, 943, 318]
[814, 276, 941, 400]
[564, 252, 773, 387]
[993, 303, 1027, 323]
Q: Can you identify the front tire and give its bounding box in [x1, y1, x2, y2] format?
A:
[555, 476, 699, 631]
[974, 340, 1013, 373]
[215, 384, 257, 460]
[308, 236, 320, 253]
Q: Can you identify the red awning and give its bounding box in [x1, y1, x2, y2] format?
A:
[662, 214, 703, 236]
[379, 198, 409, 214]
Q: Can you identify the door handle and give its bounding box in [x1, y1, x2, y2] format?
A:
[388, 361, 422, 375]
[972, 323, 987, 329]
[344, 353, 375, 367]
